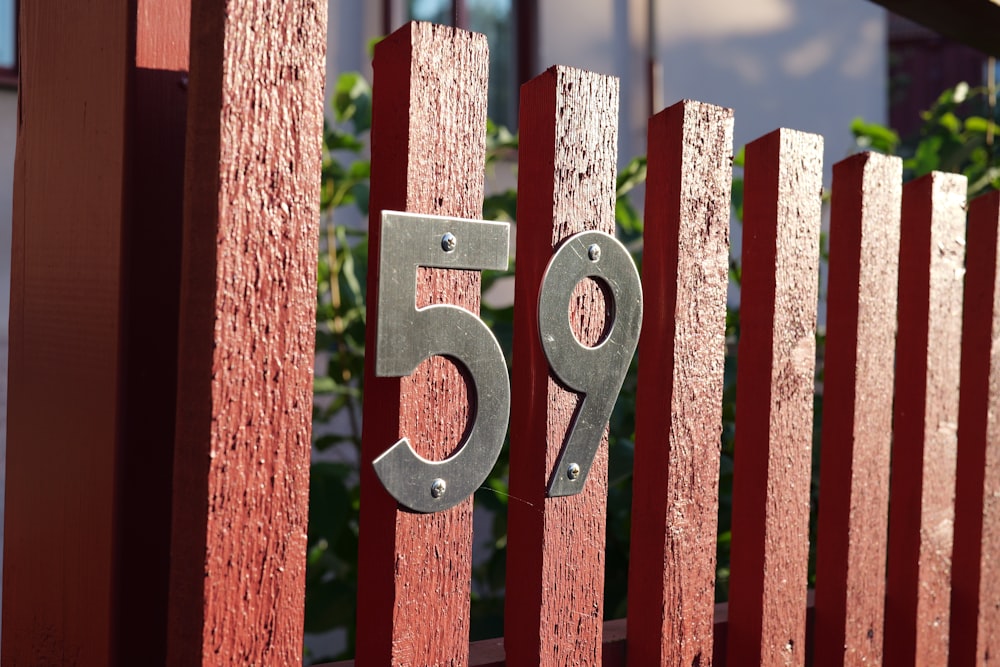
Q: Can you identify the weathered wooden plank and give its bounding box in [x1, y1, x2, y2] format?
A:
[355, 22, 490, 666]
[949, 190, 1000, 667]
[884, 172, 967, 667]
[813, 152, 902, 667]
[626, 99, 733, 667]
[1, 1, 193, 662]
[166, 0, 326, 663]
[725, 129, 823, 667]
[504, 66, 619, 666]
[3, 2, 131, 662]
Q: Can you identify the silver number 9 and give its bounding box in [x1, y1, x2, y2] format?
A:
[373, 211, 511, 513]
[538, 230, 643, 497]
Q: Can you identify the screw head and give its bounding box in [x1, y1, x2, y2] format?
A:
[430, 478, 447, 498]
[587, 244, 601, 261]
[441, 232, 457, 253]
[567, 463, 581, 481]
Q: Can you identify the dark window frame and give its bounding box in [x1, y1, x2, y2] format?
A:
[0, 0, 18, 88]
[390, 0, 536, 127]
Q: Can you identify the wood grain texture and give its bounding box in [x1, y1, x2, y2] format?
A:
[5, 3, 192, 662]
[884, 172, 967, 667]
[626, 100, 733, 667]
[813, 152, 902, 667]
[504, 65, 619, 667]
[355, 23, 489, 666]
[949, 190, 1000, 667]
[725, 129, 823, 667]
[166, 1, 326, 664]
[3, 2, 130, 663]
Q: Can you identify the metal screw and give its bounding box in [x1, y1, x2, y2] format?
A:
[587, 244, 601, 261]
[441, 232, 457, 253]
[567, 463, 581, 480]
[430, 478, 447, 498]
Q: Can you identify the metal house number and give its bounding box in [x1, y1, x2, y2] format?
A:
[374, 211, 643, 513]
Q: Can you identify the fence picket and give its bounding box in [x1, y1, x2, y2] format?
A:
[355, 22, 490, 666]
[725, 129, 824, 667]
[626, 100, 733, 667]
[884, 172, 967, 666]
[3, 2, 156, 661]
[165, 1, 326, 663]
[949, 190, 1000, 667]
[813, 152, 902, 667]
[504, 66, 620, 666]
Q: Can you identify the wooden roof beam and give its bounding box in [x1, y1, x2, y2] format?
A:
[869, 0, 1000, 57]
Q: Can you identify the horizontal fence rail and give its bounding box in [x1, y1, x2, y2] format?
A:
[6, 15, 1000, 667]
[323, 599, 818, 667]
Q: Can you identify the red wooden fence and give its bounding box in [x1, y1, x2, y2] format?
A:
[5, 12, 1000, 667]
[504, 64, 619, 667]
[627, 99, 732, 667]
[814, 152, 901, 667]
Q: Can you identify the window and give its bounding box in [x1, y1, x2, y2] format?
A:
[408, 0, 527, 127]
[888, 12, 986, 139]
[0, 0, 16, 86]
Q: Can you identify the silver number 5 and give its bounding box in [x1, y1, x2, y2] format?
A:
[373, 211, 511, 513]
[538, 230, 643, 497]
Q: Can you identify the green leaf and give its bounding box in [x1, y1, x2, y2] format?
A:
[366, 35, 385, 58]
[937, 111, 961, 135]
[336, 226, 365, 301]
[965, 116, 1000, 135]
[332, 72, 372, 132]
[483, 189, 517, 222]
[485, 120, 518, 166]
[731, 178, 744, 222]
[314, 376, 337, 394]
[350, 183, 370, 215]
[347, 160, 371, 179]
[968, 166, 1000, 198]
[325, 128, 364, 153]
[850, 117, 899, 154]
[615, 197, 642, 236]
[732, 146, 746, 168]
[616, 156, 647, 197]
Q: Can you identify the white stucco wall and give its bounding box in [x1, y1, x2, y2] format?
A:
[327, 0, 379, 96]
[658, 0, 885, 174]
[539, 0, 887, 180]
